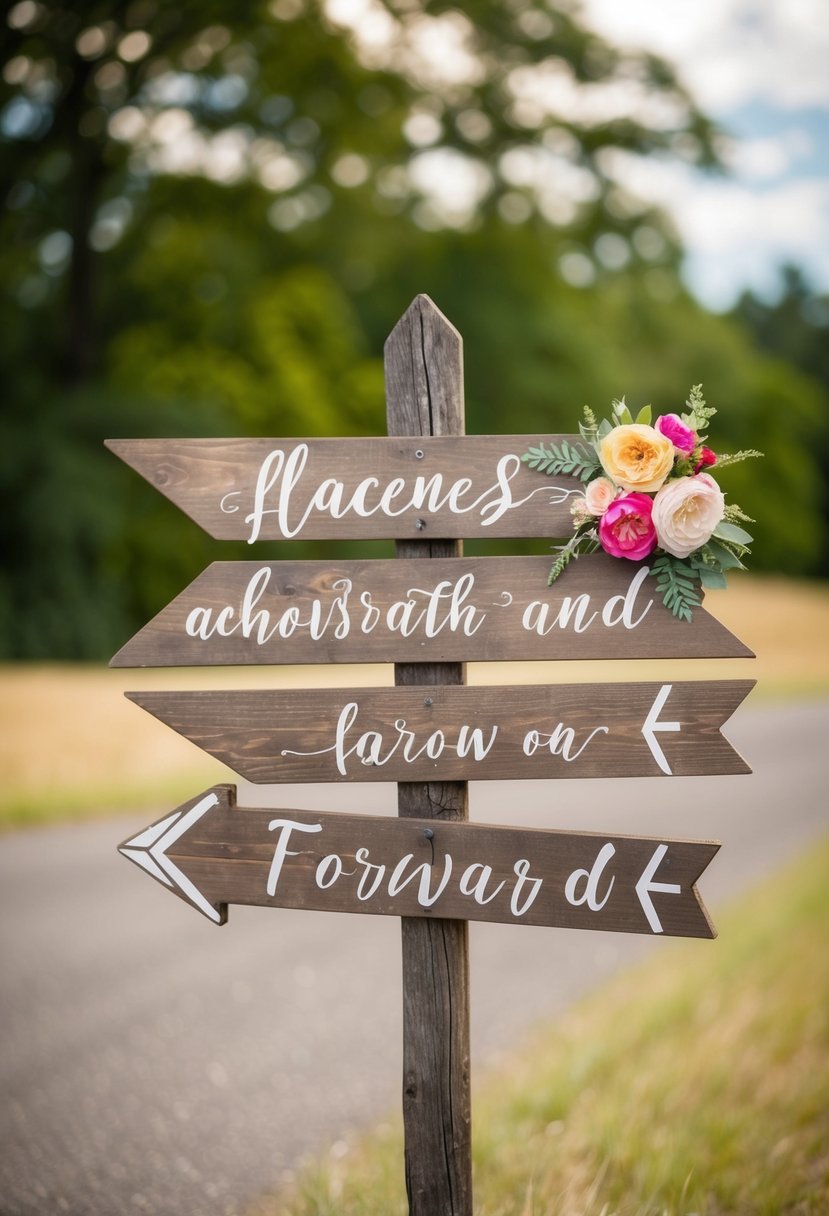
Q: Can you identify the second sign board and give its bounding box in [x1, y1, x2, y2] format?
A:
[111, 555, 753, 667]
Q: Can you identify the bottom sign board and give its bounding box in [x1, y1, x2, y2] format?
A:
[119, 785, 719, 939]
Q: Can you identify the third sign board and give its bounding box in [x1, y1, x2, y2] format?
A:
[127, 680, 754, 784]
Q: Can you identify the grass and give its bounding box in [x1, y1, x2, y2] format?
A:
[2, 572, 828, 830]
[254, 839, 829, 1216]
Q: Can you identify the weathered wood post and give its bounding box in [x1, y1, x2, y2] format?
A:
[384, 295, 473, 1215]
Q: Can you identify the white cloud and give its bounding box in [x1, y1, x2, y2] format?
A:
[579, 0, 829, 111]
[578, 0, 829, 304]
[727, 131, 813, 181]
[603, 148, 829, 305]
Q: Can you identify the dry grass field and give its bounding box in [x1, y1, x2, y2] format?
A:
[1, 573, 827, 828]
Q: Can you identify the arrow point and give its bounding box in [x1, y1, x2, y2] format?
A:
[118, 787, 235, 925]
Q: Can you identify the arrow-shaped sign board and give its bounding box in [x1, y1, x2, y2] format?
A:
[104, 435, 583, 541]
[118, 785, 720, 939]
[111, 555, 753, 668]
[127, 679, 753, 784]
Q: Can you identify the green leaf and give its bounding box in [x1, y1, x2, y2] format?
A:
[714, 520, 754, 546]
[704, 539, 746, 571]
[699, 566, 728, 590]
[635, 404, 652, 425]
[612, 397, 633, 425]
[598, 418, 613, 439]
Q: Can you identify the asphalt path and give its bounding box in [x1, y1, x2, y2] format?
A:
[1, 699, 827, 1216]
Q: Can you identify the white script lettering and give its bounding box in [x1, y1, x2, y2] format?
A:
[241, 446, 565, 542]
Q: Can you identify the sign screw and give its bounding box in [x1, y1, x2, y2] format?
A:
[415, 518, 426, 530]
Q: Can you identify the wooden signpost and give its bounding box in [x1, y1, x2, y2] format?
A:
[110, 295, 755, 1216]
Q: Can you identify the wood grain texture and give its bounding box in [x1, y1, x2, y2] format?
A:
[126, 679, 755, 784]
[385, 294, 471, 1216]
[118, 785, 720, 939]
[104, 433, 582, 541]
[110, 554, 755, 668]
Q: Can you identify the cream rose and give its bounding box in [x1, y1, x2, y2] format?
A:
[584, 476, 617, 515]
[652, 472, 725, 558]
[599, 424, 675, 493]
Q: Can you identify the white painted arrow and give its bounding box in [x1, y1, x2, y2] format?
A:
[119, 791, 223, 923]
[635, 843, 682, 934]
[641, 682, 681, 774]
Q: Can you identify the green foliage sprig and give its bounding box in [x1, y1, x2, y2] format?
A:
[522, 439, 601, 482]
[712, 450, 764, 470]
[649, 553, 703, 623]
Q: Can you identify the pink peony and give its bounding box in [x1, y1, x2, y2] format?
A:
[598, 492, 658, 561]
[584, 476, 618, 516]
[656, 413, 696, 455]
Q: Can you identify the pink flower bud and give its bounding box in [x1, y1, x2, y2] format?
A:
[656, 413, 696, 455]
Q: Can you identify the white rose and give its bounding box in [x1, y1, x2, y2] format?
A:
[652, 473, 725, 558]
[584, 476, 618, 516]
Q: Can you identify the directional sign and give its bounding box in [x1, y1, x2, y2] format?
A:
[111, 555, 753, 668]
[126, 680, 754, 784]
[118, 785, 720, 938]
[104, 435, 583, 541]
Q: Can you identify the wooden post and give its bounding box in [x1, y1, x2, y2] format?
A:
[384, 295, 472, 1216]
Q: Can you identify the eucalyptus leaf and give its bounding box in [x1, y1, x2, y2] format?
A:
[714, 520, 754, 546]
[704, 539, 746, 571]
[635, 404, 652, 425]
[699, 566, 728, 590]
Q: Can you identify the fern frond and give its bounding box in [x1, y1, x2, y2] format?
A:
[546, 530, 599, 585]
[649, 553, 703, 622]
[521, 440, 601, 482]
[713, 450, 763, 470]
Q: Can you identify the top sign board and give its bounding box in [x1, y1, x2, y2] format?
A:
[104, 436, 582, 541]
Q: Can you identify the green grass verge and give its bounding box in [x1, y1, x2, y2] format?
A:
[256, 841, 829, 1216]
[0, 770, 221, 832]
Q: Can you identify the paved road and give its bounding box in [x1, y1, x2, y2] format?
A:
[1, 700, 827, 1216]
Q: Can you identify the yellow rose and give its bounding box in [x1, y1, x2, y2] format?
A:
[599, 424, 675, 493]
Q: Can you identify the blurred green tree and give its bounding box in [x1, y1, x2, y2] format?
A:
[731, 266, 829, 574]
[1, 0, 824, 656]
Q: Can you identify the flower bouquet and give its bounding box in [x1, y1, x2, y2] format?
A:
[521, 386, 762, 621]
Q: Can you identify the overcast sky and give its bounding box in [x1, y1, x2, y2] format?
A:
[580, 0, 829, 309]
